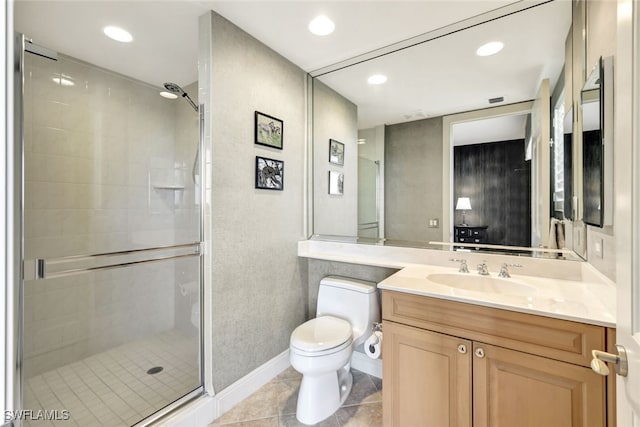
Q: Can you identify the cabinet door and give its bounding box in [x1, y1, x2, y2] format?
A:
[473, 342, 605, 427]
[383, 321, 472, 427]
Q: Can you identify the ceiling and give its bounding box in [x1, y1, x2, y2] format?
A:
[318, 0, 571, 129]
[453, 115, 527, 146]
[14, 1, 570, 131]
[202, 0, 518, 72]
[14, 0, 521, 89]
[14, 1, 207, 88]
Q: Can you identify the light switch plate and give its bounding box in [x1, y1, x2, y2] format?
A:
[428, 218, 439, 228]
[594, 238, 604, 259]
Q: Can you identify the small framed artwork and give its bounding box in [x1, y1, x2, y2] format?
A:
[255, 111, 283, 150]
[255, 156, 284, 191]
[328, 171, 344, 195]
[329, 139, 344, 166]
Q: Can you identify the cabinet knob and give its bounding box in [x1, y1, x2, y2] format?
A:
[457, 344, 467, 354]
[474, 348, 485, 358]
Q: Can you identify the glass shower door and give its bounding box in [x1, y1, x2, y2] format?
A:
[358, 157, 380, 238]
[21, 45, 202, 426]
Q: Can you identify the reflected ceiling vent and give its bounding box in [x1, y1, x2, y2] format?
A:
[488, 96, 504, 104]
[402, 110, 427, 121]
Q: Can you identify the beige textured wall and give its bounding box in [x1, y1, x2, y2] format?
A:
[385, 117, 443, 242]
[586, 0, 617, 72]
[209, 12, 307, 391]
[307, 259, 398, 319]
[313, 80, 358, 237]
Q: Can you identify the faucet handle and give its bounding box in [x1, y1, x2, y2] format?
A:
[498, 263, 523, 278]
[449, 258, 469, 273]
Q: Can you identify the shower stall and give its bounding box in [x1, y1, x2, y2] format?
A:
[10, 33, 205, 426]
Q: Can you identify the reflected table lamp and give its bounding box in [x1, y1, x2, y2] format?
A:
[456, 197, 472, 226]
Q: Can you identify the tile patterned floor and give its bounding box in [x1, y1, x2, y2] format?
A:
[209, 367, 382, 427]
[23, 330, 199, 427]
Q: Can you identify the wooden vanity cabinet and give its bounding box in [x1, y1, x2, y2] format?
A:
[382, 290, 613, 427]
[383, 321, 472, 427]
[473, 342, 604, 427]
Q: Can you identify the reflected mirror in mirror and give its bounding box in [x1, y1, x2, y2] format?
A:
[551, 93, 573, 223]
[582, 58, 603, 227]
[311, 1, 579, 258]
[554, 106, 573, 221]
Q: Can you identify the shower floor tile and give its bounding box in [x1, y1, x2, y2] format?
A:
[23, 330, 199, 427]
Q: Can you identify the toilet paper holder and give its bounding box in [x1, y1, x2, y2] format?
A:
[366, 323, 383, 358]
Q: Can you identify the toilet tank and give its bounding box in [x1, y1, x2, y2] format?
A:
[317, 276, 380, 346]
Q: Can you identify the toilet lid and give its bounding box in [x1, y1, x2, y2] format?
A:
[290, 316, 352, 353]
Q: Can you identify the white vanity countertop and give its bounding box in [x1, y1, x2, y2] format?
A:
[299, 239, 617, 327]
[378, 263, 616, 327]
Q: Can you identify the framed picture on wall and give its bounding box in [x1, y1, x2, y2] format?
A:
[328, 171, 344, 195]
[329, 139, 344, 165]
[255, 111, 283, 149]
[255, 156, 284, 190]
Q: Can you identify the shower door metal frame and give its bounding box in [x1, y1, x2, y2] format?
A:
[0, 0, 7, 418]
[10, 32, 208, 426]
[6, 31, 25, 426]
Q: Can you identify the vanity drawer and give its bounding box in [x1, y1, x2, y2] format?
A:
[382, 290, 605, 367]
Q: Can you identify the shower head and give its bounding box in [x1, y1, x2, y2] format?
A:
[164, 82, 185, 96]
[163, 82, 198, 112]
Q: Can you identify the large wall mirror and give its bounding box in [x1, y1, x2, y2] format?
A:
[310, 0, 584, 259]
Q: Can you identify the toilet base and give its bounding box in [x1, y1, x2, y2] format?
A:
[296, 364, 353, 425]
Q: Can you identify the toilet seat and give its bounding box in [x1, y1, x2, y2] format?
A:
[290, 316, 353, 356]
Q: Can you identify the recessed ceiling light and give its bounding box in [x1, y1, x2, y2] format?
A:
[308, 15, 335, 36]
[367, 74, 387, 85]
[103, 26, 133, 43]
[159, 91, 178, 99]
[52, 76, 75, 86]
[476, 41, 504, 56]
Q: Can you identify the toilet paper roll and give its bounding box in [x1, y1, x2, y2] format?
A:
[364, 331, 383, 359]
[179, 281, 198, 297]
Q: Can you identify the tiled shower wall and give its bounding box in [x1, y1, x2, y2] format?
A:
[173, 81, 201, 336]
[22, 53, 199, 376]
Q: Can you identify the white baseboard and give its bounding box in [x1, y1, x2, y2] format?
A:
[160, 349, 290, 426]
[351, 350, 382, 379]
[213, 349, 290, 419]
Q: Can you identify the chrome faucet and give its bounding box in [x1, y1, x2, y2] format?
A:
[477, 262, 489, 276]
[498, 263, 523, 278]
[449, 258, 469, 273]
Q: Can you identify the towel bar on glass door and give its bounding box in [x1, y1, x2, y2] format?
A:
[26, 242, 204, 280]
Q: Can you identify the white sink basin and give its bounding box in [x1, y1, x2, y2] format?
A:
[426, 273, 538, 296]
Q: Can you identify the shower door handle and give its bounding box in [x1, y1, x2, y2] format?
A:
[26, 242, 203, 280]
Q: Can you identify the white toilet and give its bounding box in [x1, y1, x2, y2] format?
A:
[289, 276, 380, 425]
